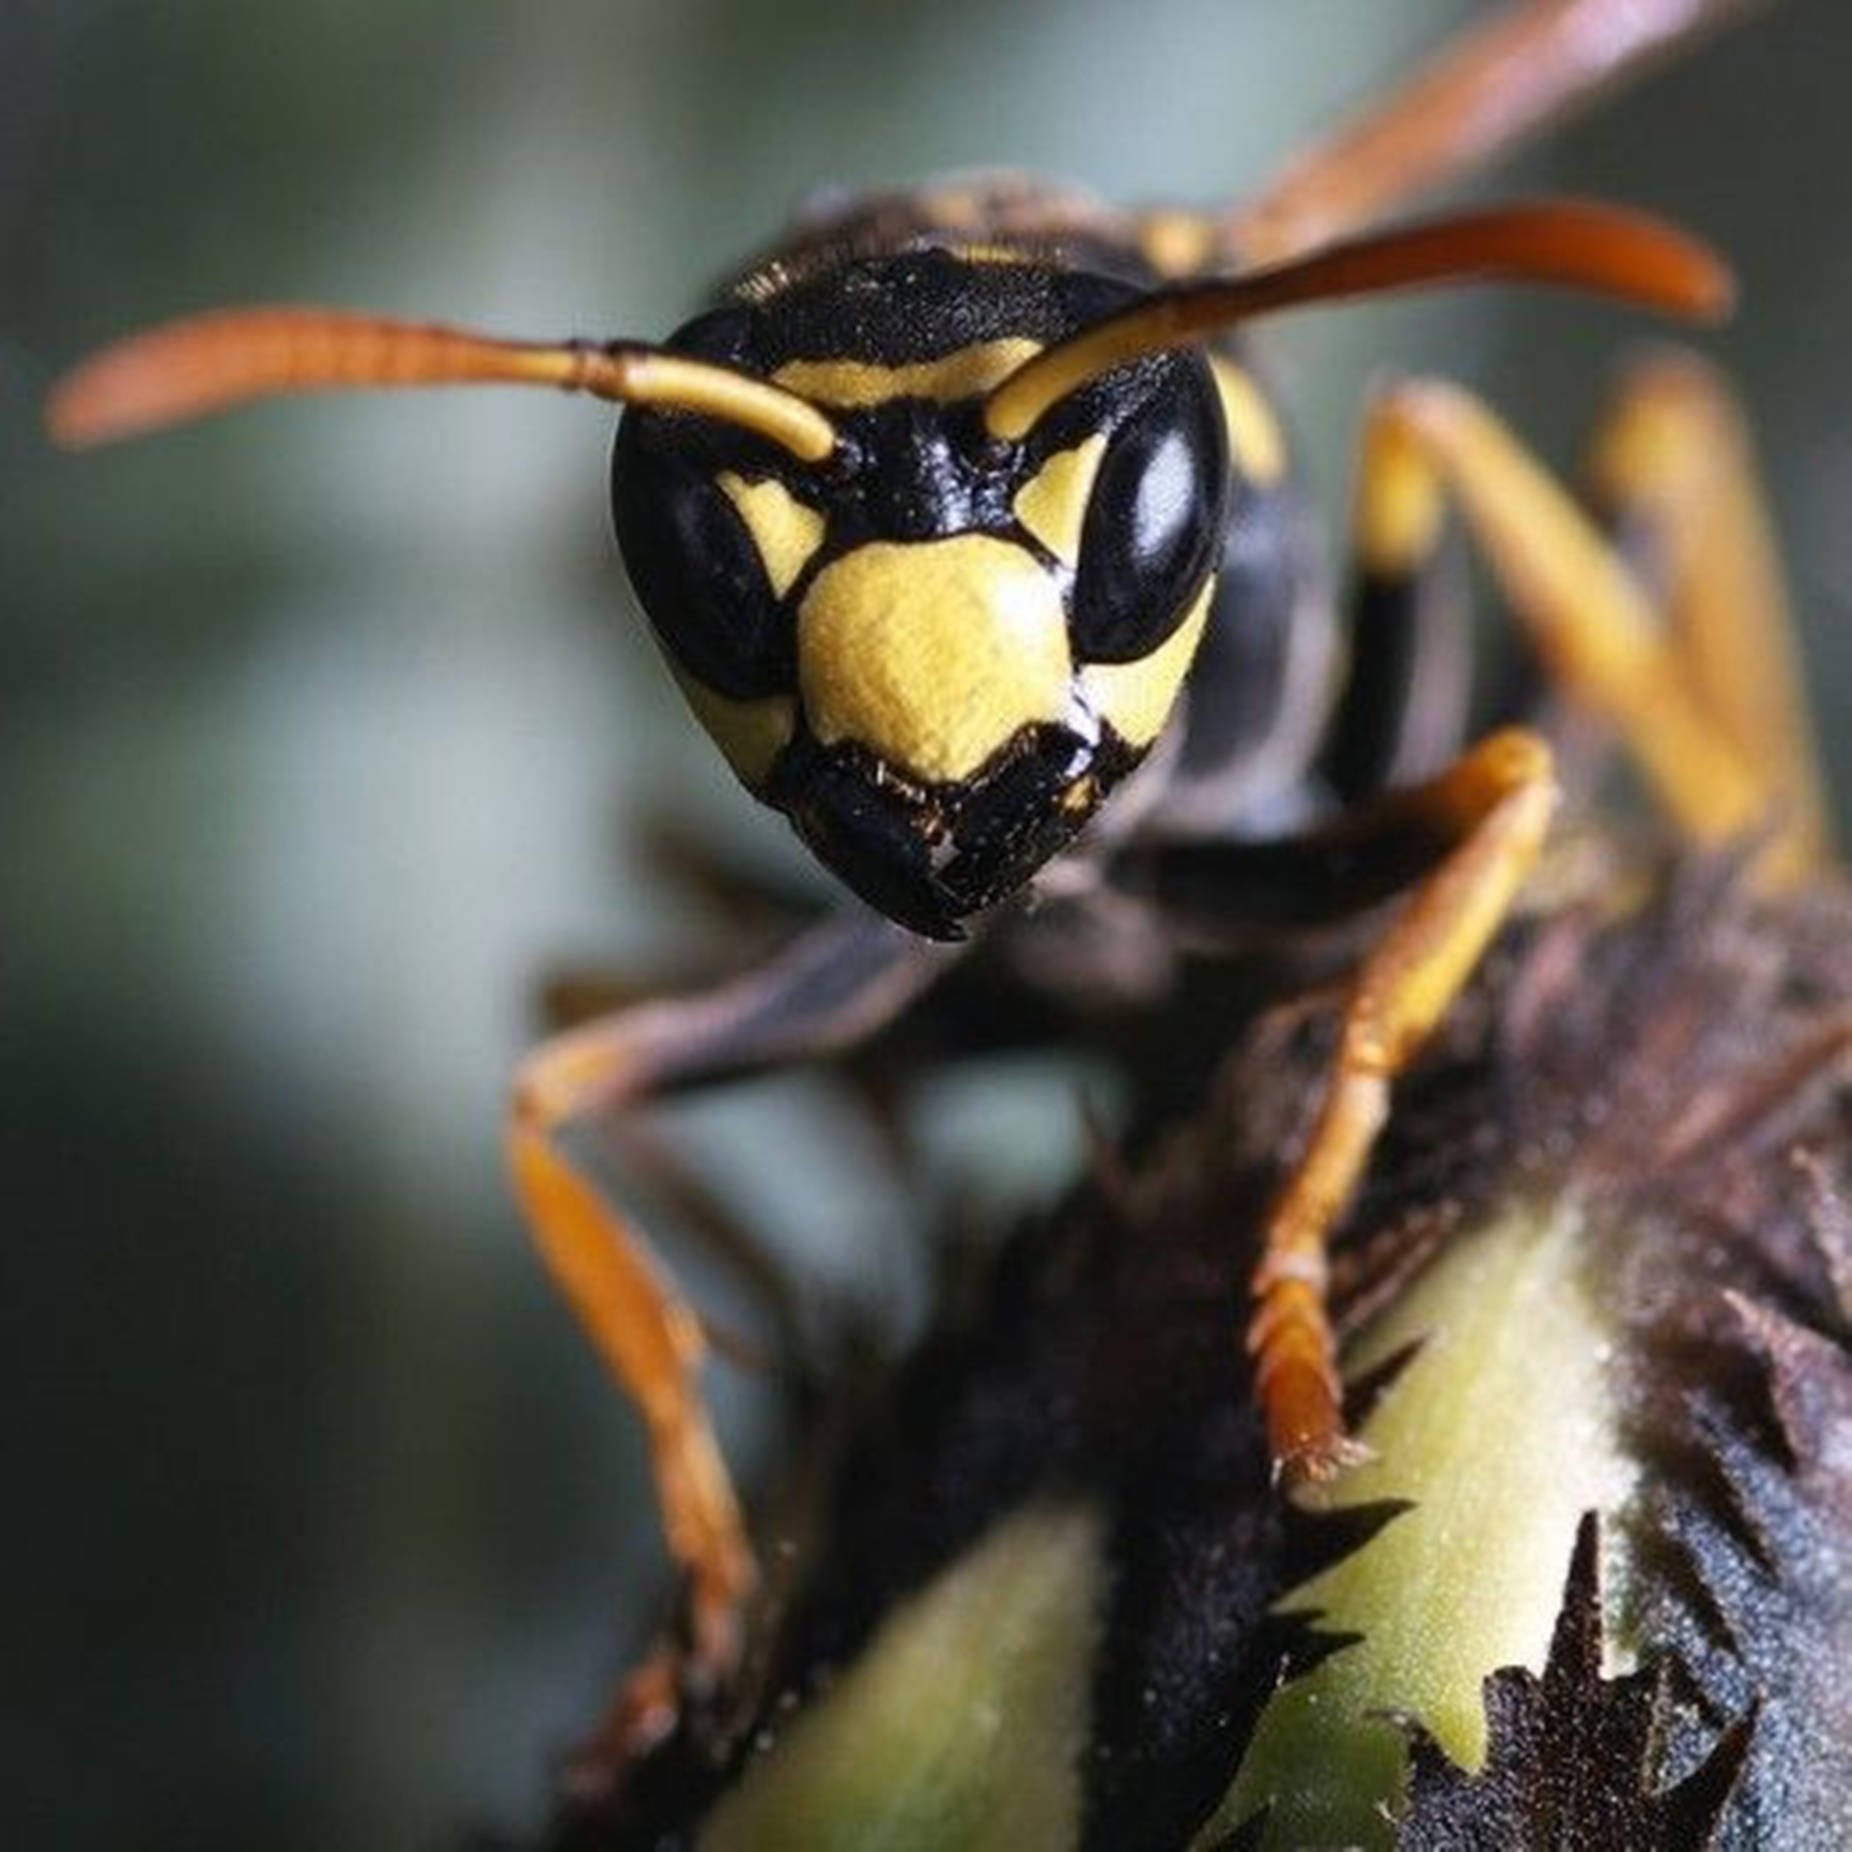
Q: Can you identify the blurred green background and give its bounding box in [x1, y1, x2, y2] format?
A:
[3, 3, 1848, 1846]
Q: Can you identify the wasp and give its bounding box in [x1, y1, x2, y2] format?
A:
[45, 0, 1826, 1758]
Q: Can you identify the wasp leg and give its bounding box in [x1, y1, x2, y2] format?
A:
[1586, 349, 1832, 871]
[1248, 364, 1825, 1478]
[1245, 729, 1558, 1481]
[1361, 376, 1805, 870]
[1318, 393, 1473, 804]
[506, 912, 955, 1728]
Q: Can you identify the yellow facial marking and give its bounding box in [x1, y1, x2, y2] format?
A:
[669, 666, 795, 790]
[798, 536, 1073, 784]
[1211, 358, 1288, 488]
[718, 470, 825, 599]
[773, 339, 1043, 410]
[1011, 433, 1107, 568]
[1079, 578, 1213, 747]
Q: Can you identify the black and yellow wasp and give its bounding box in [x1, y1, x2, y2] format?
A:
[45, 0, 1826, 1756]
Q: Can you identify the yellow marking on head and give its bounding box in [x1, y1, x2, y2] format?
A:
[1355, 411, 1444, 575]
[1011, 433, 1107, 568]
[798, 536, 1072, 784]
[669, 666, 796, 790]
[1079, 578, 1213, 747]
[717, 470, 825, 599]
[772, 339, 1043, 410]
[1210, 357, 1288, 488]
[1138, 209, 1216, 279]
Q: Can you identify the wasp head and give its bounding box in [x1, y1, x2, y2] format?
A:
[611, 249, 1229, 939]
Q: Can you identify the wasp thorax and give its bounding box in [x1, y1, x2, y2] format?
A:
[610, 249, 1230, 937]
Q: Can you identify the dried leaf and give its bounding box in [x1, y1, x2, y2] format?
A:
[1396, 1515, 1752, 1849]
[546, 858, 1852, 1850]
[1631, 1290, 1852, 1846]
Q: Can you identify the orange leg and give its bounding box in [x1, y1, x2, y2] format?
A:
[1366, 377, 1794, 865]
[1249, 729, 1557, 1479]
[508, 1117, 750, 1677]
[1254, 364, 1823, 1480]
[505, 913, 953, 1740]
[1585, 349, 1832, 874]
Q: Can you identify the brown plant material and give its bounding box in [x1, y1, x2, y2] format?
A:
[1397, 1513, 1754, 1846]
[540, 849, 1852, 1849]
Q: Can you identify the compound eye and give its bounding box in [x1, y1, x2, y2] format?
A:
[1069, 368, 1226, 664]
[611, 434, 796, 701]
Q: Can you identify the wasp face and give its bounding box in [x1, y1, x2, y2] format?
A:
[611, 250, 1229, 939]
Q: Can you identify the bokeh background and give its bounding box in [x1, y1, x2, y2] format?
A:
[3, 3, 1849, 1846]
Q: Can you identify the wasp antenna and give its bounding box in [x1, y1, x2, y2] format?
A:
[983, 200, 1734, 443]
[1223, 0, 1772, 264]
[580, 344, 840, 462]
[44, 307, 840, 463]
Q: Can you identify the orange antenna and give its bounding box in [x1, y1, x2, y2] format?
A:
[45, 306, 841, 463]
[984, 199, 1733, 443]
[1221, 0, 1773, 266]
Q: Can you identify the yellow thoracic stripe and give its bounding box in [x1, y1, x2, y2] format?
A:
[772, 339, 1043, 410]
[1210, 357, 1287, 488]
[1137, 208, 1217, 279]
